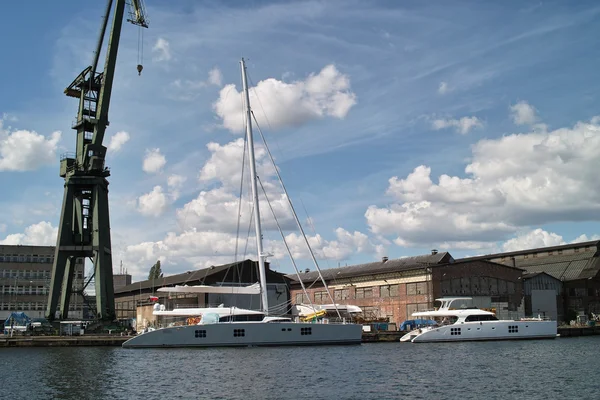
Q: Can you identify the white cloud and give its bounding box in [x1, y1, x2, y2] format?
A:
[0, 119, 61, 171]
[167, 174, 186, 188]
[366, 116, 600, 247]
[319, 228, 384, 260]
[198, 138, 275, 189]
[438, 81, 450, 94]
[0, 221, 57, 245]
[510, 100, 537, 125]
[571, 234, 600, 243]
[137, 186, 168, 217]
[1, 113, 17, 122]
[107, 131, 130, 152]
[169, 67, 224, 100]
[501, 229, 565, 252]
[142, 148, 167, 174]
[208, 67, 223, 86]
[431, 116, 483, 134]
[152, 38, 171, 62]
[213, 64, 357, 133]
[167, 174, 187, 201]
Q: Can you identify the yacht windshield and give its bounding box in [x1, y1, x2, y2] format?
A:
[464, 314, 498, 322]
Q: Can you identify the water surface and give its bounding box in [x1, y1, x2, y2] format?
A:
[2, 337, 599, 399]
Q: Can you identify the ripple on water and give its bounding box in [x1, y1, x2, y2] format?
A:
[1, 337, 600, 400]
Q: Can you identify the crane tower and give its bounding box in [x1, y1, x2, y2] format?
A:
[46, 0, 148, 321]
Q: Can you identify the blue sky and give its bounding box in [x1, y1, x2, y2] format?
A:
[1, 0, 599, 280]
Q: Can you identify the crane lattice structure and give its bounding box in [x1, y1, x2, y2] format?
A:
[46, 0, 148, 321]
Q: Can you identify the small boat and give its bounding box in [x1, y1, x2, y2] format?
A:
[122, 59, 362, 348]
[399, 297, 557, 343]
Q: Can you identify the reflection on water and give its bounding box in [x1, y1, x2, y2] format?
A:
[2, 337, 600, 400]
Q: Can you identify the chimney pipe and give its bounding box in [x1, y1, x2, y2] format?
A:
[382, 256, 389, 262]
[431, 249, 438, 255]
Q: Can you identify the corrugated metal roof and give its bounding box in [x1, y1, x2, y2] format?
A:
[285, 252, 453, 283]
[515, 256, 600, 282]
[458, 240, 600, 261]
[579, 257, 600, 280]
[114, 259, 267, 294]
[516, 251, 595, 267]
[562, 260, 591, 281]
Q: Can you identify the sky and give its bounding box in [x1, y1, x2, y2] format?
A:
[1, 0, 599, 281]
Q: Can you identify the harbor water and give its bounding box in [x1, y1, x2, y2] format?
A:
[1, 337, 599, 400]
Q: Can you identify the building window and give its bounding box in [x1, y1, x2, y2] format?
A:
[407, 282, 428, 296]
[334, 289, 349, 300]
[355, 287, 373, 299]
[380, 284, 399, 298]
[406, 303, 428, 317]
[361, 306, 380, 320]
[295, 293, 309, 304]
[314, 291, 328, 302]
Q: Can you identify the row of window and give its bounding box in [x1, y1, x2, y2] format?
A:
[0, 302, 81, 311]
[0, 256, 53, 263]
[0, 270, 52, 279]
[297, 282, 429, 303]
[192, 328, 319, 339]
[0, 286, 50, 295]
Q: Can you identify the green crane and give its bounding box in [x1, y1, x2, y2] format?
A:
[46, 0, 149, 321]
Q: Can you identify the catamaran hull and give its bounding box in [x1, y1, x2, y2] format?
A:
[401, 320, 557, 343]
[122, 322, 363, 348]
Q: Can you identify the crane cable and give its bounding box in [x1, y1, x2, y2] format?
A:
[137, 26, 144, 75]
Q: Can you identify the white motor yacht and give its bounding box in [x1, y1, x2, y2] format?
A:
[400, 297, 557, 343]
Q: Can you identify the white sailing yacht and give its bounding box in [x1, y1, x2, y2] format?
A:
[122, 59, 363, 348]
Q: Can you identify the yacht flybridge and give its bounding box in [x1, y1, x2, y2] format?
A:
[122, 59, 362, 348]
[399, 297, 558, 343]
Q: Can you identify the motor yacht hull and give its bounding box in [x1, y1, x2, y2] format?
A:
[400, 320, 557, 343]
[122, 321, 363, 348]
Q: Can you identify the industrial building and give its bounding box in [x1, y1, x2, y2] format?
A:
[0, 245, 85, 323]
[286, 251, 524, 327]
[113, 259, 291, 329]
[461, 240, 600, 323]
[286, 241, 600, 327]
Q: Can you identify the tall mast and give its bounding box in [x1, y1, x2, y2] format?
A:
[240, 58, 269, 314]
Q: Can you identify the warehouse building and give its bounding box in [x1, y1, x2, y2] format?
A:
[0, 245, 85, 322]
[113, 259, 290, 329]
[461, 240, 600, 323]
[286, 251, 525, 327]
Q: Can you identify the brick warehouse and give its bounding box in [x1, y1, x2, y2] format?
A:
[286, 251, 524, 327]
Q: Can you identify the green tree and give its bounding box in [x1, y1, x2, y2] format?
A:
[148, 260, 163, 280]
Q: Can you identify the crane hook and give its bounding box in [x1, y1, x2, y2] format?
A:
[137, 64, 143, 76]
